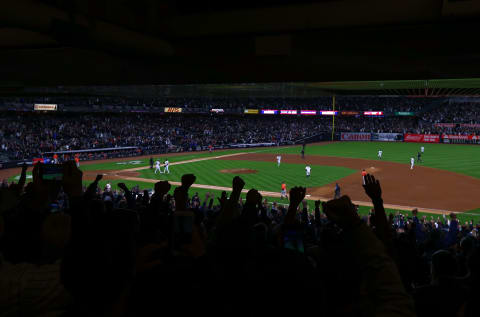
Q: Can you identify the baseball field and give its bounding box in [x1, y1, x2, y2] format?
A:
[4, 141, 480, 222]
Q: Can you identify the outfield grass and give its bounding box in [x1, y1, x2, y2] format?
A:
[138, 159, 356, 192]
[263, 142, 480, 179]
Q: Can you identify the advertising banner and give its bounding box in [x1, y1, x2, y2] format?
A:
[364, 111, 384, 116]
[320, 111, 338, 116]
[341, 111, 360, 116]
[210, 109, 224, 113]
[34, 104, 57, 111]
[404, 134, 440, 143]
[441, 134, 480, 144]
[244, 109, 259, 114]
[280, 110, 297, 115]
[461, 124, 480, 128]
[434, 123, 456, 128]
[300, 110, 316, 115]
[341, 132, 371, 141]
[164, 107, 182, 113]
[372, 133, 403, 142]
[395, 112, 416, 116]
[261, 109, 278, 115]
[434, 123, 480, 129]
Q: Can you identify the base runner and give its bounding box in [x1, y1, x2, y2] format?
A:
[281, 182, 288, 199]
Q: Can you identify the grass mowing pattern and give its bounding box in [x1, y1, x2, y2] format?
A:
[263, 142, 480, 179]
[78, 148, 274, 171]
[138, 159, 356, 192]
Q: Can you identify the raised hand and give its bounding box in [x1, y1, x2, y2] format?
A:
[118, 182, 129, 192]
[95, 174, 103, 182]
[289, 186, 306, 209]
[322, 195, 362, 230]
[9, 163, 28, 195]
[232, 176, 245, 193]
[217, 191, 227, 208]
[284, 187, 306, 225]
[62, 161, 83, 198]
[362, 174, 382, 202]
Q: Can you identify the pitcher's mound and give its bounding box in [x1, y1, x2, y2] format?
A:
[220, 168, 257, 174]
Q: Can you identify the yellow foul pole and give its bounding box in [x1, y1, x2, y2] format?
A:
[331, 95, 336, 141]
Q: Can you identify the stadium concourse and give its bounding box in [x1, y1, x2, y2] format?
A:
[1, 96, 480, 317]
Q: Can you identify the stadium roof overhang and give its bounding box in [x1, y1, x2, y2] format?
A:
[1, 0, 480, 91]
[9, 79, 480, 98]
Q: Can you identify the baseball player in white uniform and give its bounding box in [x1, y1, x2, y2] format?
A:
[305, 165, 311, 177]
[378, 150, 383, 159]
[421, 146, 424, 153]
[164, 159, 170, 174]
[276, 155, 281, 167]
[410, 157, 415, 170]
[154, 160, 162, 174]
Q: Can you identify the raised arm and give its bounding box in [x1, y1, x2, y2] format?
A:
[284, 186, 306, 225]
[322, 196, 415, 317]
[363, 174, 392, 248]
[216, 176, 245, 228]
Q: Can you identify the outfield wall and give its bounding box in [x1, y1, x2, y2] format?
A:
[339, 132, 480, 144]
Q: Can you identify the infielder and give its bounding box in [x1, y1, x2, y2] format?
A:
[421, 146, 424, 153]
[164, 159, 170, 174]
[277, 155, 282, 167]
[305, 165, 311, 177]
[410, 157, 415, 170]
[154, 160, 162, 174]
[378, 150, 383, 159]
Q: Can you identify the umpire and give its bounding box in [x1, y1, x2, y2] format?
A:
[150, 157, 154, 169]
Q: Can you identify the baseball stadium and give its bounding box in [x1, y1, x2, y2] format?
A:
[2, 1, 480, 316]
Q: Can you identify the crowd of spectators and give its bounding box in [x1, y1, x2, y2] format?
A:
[0, 112, 330, 161]
[2, 96, 480, 161]
[0, 163, 478, 316]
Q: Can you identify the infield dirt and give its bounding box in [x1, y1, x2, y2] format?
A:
[219, 153, 480, 212]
